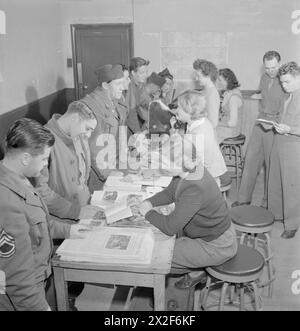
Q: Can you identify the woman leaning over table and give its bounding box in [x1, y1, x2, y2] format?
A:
[138, 143, 237, 287]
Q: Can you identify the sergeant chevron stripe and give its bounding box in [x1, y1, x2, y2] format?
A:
[0, 229, 16, 258]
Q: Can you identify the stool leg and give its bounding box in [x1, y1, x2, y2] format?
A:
[187, 286, 195, 311]
[229, 285, 236, 304]
[200, 276, 212, 310]
[254, 234, 258, 250]
[265, 232, 275, 297]
[244, 233, 251, 247]
[250, 281, 262, 311]
[219, 282, 229, 311]
[240, 285, 245, 311]
[239, 232, 246, 245]
[234, 146, 239, 190]
[222, 191, 226, 201]
[229, 146, 233, 160]
[238, 145, 244, 188]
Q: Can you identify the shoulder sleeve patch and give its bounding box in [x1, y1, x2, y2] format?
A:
[0, 229, 16, 258]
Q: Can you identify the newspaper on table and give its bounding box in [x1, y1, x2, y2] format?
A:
[56, 226, 155, 265]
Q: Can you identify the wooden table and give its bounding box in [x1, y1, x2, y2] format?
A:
[52, 230, 175, 311]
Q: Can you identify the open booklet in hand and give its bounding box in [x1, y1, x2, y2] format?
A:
[91, 190, 151, 225]
[256, 118, 277, 126]
[56, 226, 155, 265]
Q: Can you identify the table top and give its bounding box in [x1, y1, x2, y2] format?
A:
[52, 230, 175, 275]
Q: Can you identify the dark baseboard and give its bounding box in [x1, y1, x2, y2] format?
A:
[65, 87, 76, 106]
[0, 88, 76, 159]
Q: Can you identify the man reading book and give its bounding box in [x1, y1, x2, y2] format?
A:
[268, 62, 300, 239]
[232, 51, 287, 208]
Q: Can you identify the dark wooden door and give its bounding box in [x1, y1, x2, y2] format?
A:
[72, 24, 133, 99]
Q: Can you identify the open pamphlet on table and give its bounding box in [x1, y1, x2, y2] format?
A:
[56, 226, 155, 265]
[90, 190, 151, 224]
[89, 172, 173, 225]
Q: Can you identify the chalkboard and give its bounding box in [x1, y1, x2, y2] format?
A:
[161, 31, 229, 82]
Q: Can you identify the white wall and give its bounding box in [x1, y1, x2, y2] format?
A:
[59, 0, 133, 88]
[133, 0, 300, 91]
[0, 0, 300, 114]
[0, 0, 65, 114]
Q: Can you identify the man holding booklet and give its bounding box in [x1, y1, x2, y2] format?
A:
[267, 62, 300, 239]
[232, 51, 287, 208]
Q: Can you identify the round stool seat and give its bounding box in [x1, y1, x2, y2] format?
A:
[230, 205, 274, 228]
[221, 134, 246, 145]
[207, 245, 264, 278]
[202, 245, 265, 310]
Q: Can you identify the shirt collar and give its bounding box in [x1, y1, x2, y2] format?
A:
[187, 118, 206, 132]
[292, 88, 300, 99]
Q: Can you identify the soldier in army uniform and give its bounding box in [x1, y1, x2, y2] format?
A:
[0, 118, 89, 311]
[80, 64, 126, 191]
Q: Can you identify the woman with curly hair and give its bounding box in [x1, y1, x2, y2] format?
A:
[193, 59, 220, 130]
[217, 68, 243, 142]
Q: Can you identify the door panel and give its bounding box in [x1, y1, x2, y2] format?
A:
[73, 24, 133, 99]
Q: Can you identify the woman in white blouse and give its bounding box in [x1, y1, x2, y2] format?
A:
[176, 90, 227, 185]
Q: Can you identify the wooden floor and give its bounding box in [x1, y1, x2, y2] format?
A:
[49, 171, 300, 311]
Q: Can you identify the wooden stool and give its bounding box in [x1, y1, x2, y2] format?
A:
[220, 172, 232, 206]
[220, 134, 245, 190]
[200, 245, 264, 311]
[229, 205, 275, 297]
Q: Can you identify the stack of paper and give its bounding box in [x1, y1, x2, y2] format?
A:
[129, 174, 172, 187]
[104, 175, 142, 192]
[56, 227, 155, 265]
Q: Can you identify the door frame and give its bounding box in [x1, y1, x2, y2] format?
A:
[71, 23, 134, 100]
